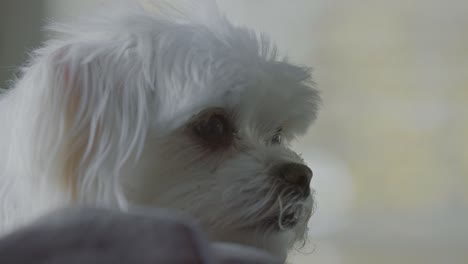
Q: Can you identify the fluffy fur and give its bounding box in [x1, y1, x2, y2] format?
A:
[0, 0, 320, 260]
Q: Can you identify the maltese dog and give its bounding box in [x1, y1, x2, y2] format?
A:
[0, 0, 320, 260]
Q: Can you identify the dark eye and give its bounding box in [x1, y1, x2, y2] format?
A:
[194, 111, 233, 148]
[270, 128, 282, 145]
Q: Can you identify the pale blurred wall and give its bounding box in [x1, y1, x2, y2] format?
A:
[0, 0, 45, 88]
[219, 2, 468, 263]
[45, 0, 104, 21]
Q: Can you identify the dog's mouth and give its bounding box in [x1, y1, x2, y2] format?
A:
[243, 211, 301, 232]
[223, 188, 314, 233]
[264, 212, 299, 230]
[236, 192, 314, 232]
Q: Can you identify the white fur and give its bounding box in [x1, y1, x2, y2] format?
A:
[0, 0, 319, 260]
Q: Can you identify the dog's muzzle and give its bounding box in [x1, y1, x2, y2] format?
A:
[244, 162, 314, 231]
[273, 162, 313, 198]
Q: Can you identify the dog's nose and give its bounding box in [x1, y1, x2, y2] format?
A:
[277, 163, 313, 194]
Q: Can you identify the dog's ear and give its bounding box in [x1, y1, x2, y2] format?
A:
[33, 42, 149, 207]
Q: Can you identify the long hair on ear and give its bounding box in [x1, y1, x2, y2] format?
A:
[3, 0, 236, 211]
[28, 34, 150, 209]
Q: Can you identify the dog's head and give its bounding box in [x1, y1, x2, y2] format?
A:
[29, 1, 320, 259]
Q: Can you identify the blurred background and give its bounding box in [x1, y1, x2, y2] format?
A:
[1, 0, 467, 263]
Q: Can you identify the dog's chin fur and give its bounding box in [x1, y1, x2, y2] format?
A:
[0, 0, 320, 259]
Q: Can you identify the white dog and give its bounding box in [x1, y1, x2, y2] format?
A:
[0, 0, 320, 260]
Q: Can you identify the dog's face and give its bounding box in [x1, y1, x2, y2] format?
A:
[122, 58, 318, 255]
[30, 2, 319, 259]
[118, 35, 319, 256]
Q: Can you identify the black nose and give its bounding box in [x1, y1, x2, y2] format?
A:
[277, 163, 313, 195]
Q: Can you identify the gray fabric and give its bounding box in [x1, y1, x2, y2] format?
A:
[0, 208, 280, 264]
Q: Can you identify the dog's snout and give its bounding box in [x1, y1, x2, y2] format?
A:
[277, 163, 312, 194]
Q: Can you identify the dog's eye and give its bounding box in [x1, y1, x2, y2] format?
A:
[270, 128, 282, 145]
[194, 111, 233, 148]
